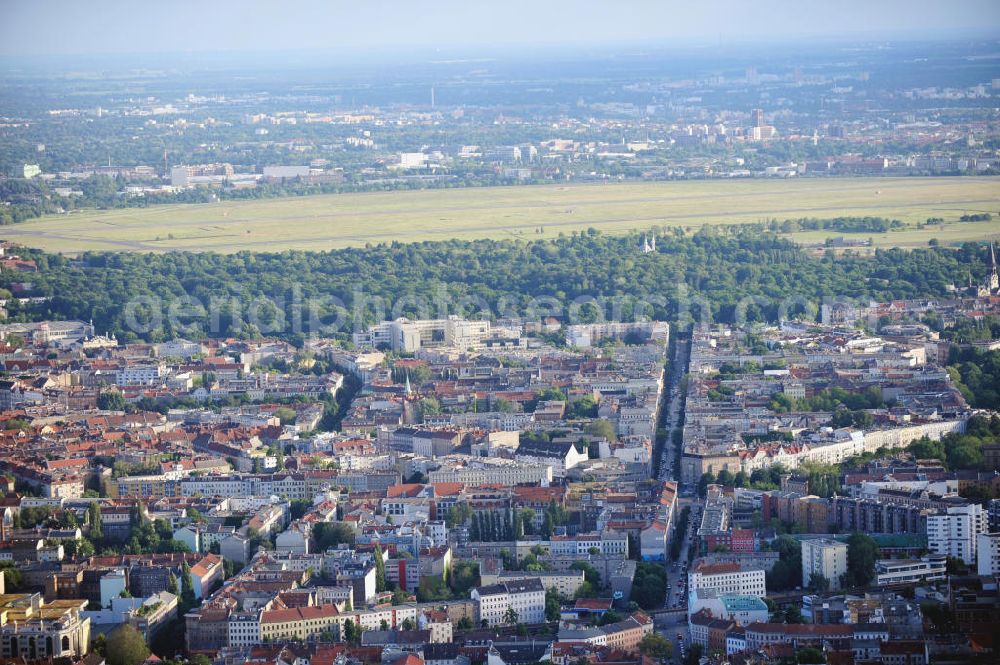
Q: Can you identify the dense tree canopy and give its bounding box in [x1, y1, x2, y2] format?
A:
[3, 234, 992, 344]
[766, 535, 803, 591]
[947, 349, 1000, 410]
[105, 625, 150, 665]
[630, 562, 666, 609]
[96, 390, 126, 411]
[841, 532, 879, 589]
[313, 522, 356, 550]
[907, 415, 1000, 472]
[639, 633, 674, 659]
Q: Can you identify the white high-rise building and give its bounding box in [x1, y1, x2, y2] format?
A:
[927, 504, 985, 566]
[801, 538, 848, 591]
[976, 532, 1000, 576]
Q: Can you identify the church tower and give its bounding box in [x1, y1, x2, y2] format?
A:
[988, 241, 999, 294]
[975, 241, 999, 297]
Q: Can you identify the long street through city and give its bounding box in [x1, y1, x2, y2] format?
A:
[652, 332, 694, 662]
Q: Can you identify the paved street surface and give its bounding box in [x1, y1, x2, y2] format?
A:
[652, 335, 694, 661]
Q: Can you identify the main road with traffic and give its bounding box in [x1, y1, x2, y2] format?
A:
[652, 333, 694, 663]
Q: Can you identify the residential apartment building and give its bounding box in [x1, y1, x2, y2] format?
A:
[228, 611, 262, 647]
[639, 520, 668, 561]
[427, 458, 553, 487]
[688, 561, 766, 598]
[471, 578, 545, 626]
[927, 503, 985, 565]
[743, 623, 853, 650]
[479, 570, 585, 598]
[116, 363, 168, 387]
[598, 614, 654, 652]
[976, 532, 1000, 576]
[801, 539, 848, 591]
[549, 531, 628, 558]
[259, 604, 341, 642]
[689, 610, 737, 653]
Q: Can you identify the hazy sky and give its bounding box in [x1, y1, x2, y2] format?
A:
[2, 0, 999, 57]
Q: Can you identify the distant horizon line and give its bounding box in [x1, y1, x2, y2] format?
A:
[1, 28, 997, 65]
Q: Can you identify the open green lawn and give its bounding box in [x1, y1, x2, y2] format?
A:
[788, 221, 1000, 250]
[4, 176, 999, 254]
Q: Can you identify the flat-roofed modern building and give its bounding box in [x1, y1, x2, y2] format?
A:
[927, 503, 985, 566]
[801, 538, 848, 591]
[876, 555, 946, 586]
[976, 532, 1000, 576]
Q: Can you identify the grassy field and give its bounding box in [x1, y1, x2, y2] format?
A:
[4, 176, 999, 254]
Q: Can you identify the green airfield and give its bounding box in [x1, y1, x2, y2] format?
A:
[3, 176, 998, 254]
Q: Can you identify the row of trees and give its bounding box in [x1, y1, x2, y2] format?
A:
[468, 510, 515, 542]
[841, 533, 879, 589]
[775, 216, 905, 233]
[697, 464, 791, 496]
[769, 385, 884, 414]
[466, 501, 570, 542]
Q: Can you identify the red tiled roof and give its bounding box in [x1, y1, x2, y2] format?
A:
[390, 654, 424, 665]
[387, 483, 425, 498]
[261, 603, 339, 624]
[692, 562, 740, 575]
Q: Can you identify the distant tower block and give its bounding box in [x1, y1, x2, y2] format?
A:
[431, 86, 435, 108]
